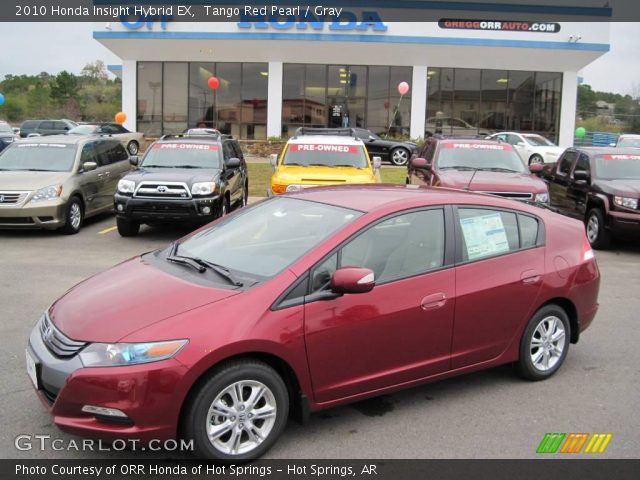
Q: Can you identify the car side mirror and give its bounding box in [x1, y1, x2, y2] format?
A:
[83, 161, 97, 172]
[573, 170, 590, 182]
[411, 157, 429, 169]
[129, 156, 139, 166]
[226, 157, 241, 168]
[331, 267, 375, 295]
[12, 128, 19, 135]
[372, 156, 382, 170]
[529, 163, 543, 173]
[270, 153, 278, 167]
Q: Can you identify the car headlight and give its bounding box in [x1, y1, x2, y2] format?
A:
[191, 182, 216, 196]
[535, 192, 550, 204]
[614, 196, 638, 209]
[31, 185, 62, 202]
[117, 179, 136, 194]
[79, 340, 188, 367]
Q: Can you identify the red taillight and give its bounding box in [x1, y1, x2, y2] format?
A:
[581, 235, 595, 262]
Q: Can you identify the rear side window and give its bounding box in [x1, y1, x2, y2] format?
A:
[40, 121, 55, 130]
[519, 214, 539, 248]
[102, 142, 128, 164]
[21, 121, 39, 129]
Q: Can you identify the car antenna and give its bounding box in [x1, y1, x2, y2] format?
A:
[463, 168, 480, 192]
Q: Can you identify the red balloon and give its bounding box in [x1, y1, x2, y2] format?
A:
[208, 76, 220, 90]
[397, 81, 410, 96]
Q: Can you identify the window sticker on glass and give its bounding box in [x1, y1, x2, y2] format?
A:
[460, 212, 510, 260]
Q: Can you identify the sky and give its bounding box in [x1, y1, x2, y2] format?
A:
[0, 22, 638, 95]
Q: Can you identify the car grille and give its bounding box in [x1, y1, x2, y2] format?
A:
[40, 314, 87, 358]
[0, 191, 30, 205]
[0, 217, 34, 224]
[134, 182, 191, 199]
[131, 205, 194, 216]
[480, 191, 534, 200]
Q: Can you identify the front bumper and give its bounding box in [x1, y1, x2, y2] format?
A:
[607, 210, 640, 237]
[27, 320, 188, 442]
[114, 193, 221, 222]
[0, 199, 66, 229]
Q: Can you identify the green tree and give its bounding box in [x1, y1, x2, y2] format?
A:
[577, 84, 597, 118]
[50, 71, 78, 104]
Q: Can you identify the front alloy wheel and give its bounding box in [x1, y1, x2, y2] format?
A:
[185, 360, 289, 461]
[518, 305, 570, 381]
[586, 208, 611, 249]
[390, 147, 410, 167]
[61, 197, 83, 235]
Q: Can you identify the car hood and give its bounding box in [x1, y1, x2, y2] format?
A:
[437, 169, 547, 193]
[0, 170, 70, 190]
[275, 165, 376, 183]
[125, 167, 221, 185]
[49, 256, 240, 343]
[594, 178, 640, 196]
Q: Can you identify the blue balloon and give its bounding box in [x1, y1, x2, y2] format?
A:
[0, 93, 4, 106]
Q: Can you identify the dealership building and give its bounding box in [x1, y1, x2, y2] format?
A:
[95, 3, 610, 146]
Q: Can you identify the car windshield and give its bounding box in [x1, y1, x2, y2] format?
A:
[141, 143, 221, 168]
[0, 123, 13, 134]
[0, 143, 77, 171]
[617, 137, 640, 148]
[437, 143, 527, 173]
[523, 135, 554, 147]
[179, 197, 362, 278]
[594, 154, 640, 179]
[68, 125, 98, 135]
[282, 143, 368, 168]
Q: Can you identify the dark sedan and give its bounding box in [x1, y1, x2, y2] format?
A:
[353, 128, 417, 166]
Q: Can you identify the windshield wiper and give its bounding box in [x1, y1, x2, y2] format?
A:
[333, 164, 358, 168]
[441, 166, 475, 171]
[166, 243, 243, 287]
[478, 167, 520, 173]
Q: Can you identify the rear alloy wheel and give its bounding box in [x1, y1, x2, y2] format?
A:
[517, 305, 570, 381]
[241, 183, 249, 208]
[390, 147, 410, 167]
[529, 154, 544, 165]
[586, 208, 611, 249]
[220, 197, 229, 217]
[61, 197, 83, 235]
[127, 141, 139, 155]
[184, 360, 289, 461]
[117, 217, 140, 237]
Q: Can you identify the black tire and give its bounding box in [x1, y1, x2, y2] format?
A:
[220, 195, 230, 218]
[61, 197, 83, 235]
[529, 154, 544, 165]
[517, 305, 571, 381]
[390, 147, 410, 167]
[184, 360, 289, 461]
[126, 140, 139, 155]
[585, 208, 611, 249]
[117, 217, 140, 237]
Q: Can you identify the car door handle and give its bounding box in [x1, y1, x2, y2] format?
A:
[420, 292, 447, 311]
[97, 173, 104, 178]
[104, 171, 111, 176]
[521, 270, 542, 285]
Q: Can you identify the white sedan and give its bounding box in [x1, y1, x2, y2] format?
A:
[68, 123, 145, 155]
[488, 132, 565, 165]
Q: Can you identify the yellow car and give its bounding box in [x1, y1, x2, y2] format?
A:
[269, 128, 381, 195]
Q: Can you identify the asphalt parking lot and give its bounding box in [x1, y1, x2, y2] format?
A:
[1, 213, 639, 459]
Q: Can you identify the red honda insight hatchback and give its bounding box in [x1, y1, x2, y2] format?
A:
[27, 185, 600, 460]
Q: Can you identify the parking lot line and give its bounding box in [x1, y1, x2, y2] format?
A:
[98, 226, 117, 235]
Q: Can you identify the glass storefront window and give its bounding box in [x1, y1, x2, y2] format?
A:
[426, 68, 560, 141]
[137, 62, 162, 137]
[163, 63, 188, 134]
[189, 63, 215, 128]
[241, 63, 268, 140]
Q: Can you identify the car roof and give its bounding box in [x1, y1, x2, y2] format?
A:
[288, 135, 364, 146]
[618, 134, 640, 138]
[576, 147, 640, 156]
[285, 184, 544, 216]
[16, 135, 102, 145]
[437, 137, 503, 146]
